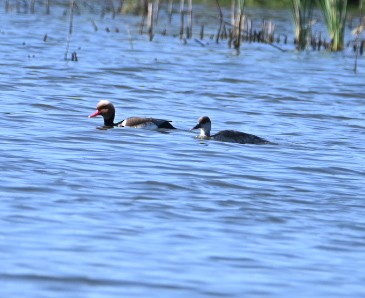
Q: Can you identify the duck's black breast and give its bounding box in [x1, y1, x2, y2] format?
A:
[212, 130, 269, 144]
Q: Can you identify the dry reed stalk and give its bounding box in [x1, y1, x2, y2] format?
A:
[45, 0, 50, 14]
[139, 0, 147, 34]
[354, 0, 364, 73]
[91, 19, 98, 31]
[221, 24, 227, 39]
[168, 0, 173, 24]
[71, 52, 78, 61]
[232, 0, 244, 51]
[187, 0, 192, 38]
[147, 1, 154, 41]
[179, 0, 185, 39]
[233, 13, 243, 50]
[248, 18, 253, 42]
[262, 20, 275, 43]
[310, 31, 324, 50]
[200, 24, 204, 39]
[215, 0, 224, 44]
[154, 0, 160, 25]
[64, 0, 75, 61]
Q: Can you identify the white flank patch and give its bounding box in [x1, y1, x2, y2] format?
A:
[134, 122, 158, 130]
[122, 120, 158, 130]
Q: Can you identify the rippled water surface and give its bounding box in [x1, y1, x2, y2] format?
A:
[1, 4, 365, 298]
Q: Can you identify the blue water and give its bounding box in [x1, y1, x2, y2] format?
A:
[1, 3, 365, 298]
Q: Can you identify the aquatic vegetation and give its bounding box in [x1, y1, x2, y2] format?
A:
[352, 0, 364, 72]
[317, 0, 348, 51]
[289, 0, 316, 50]
[64, 0, 76, 61]
[3, 0, 364, 59]
[232, 0, 247, 50]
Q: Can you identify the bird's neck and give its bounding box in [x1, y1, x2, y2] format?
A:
[104, 113, 115, 127]
[200, 129, 210, 138]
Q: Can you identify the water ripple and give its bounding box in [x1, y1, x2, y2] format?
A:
[1, 5, 365, 298]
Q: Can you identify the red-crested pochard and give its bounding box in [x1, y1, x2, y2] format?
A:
[89, 100, 176, 129]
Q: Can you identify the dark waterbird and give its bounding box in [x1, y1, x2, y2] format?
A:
[192, 116, 270, 145]
[89, 100, 176, 129]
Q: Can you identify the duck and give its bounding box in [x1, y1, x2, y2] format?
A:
[191, 116, 269, 144]
[89, 100, 176, 129]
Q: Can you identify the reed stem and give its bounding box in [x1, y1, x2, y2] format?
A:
[215, 0, 224, 43]
[179, 0, 185, 39]
[289, 0, 315, 50]
[354, 0, 364, 72]
[65, 0, 75, 61]
[168, 0, 173, 24]
[147, 1, 154, 41]
[154, 0, 160, 25]
[187, 0, 193, 38]
[46, 0, 50, 14]
[317, 0, 348, 51]
[233, 0, 245, 52]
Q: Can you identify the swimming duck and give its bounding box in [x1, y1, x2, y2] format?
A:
[89, 100, 176, 129]
[192, 116, 269, 144]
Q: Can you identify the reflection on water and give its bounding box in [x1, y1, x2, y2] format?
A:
[1, 4, 365, 298]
